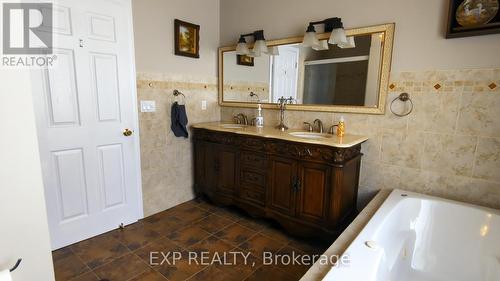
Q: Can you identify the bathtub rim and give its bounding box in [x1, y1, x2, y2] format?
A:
[300, 189, 500, 281]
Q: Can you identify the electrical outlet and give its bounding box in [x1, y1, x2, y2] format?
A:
[140, 100, 156, 112]
[201, 100, 207, 110]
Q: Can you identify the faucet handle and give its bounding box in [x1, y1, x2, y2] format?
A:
[250, 118, 257, 126]
[328, 125, 338, 135]
[303, 122, 313, 132]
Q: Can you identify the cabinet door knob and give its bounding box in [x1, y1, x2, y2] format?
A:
[296, 179, 301, 191]
[292, 178, 301, 192]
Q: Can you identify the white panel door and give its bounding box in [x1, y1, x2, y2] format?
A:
[31, 0, 142, 250]
[271, 46, 299, 102]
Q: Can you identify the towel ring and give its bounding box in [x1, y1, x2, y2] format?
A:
[390, 93, 413, 117]
[173, 89, 186, 105]
[249, 92, 260, 101]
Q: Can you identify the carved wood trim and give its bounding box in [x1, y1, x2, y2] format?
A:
[193, 128, 362, 164]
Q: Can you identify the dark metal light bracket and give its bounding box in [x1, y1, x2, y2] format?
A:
[308, 17, 343, 32]
[239, 30, 265, 42]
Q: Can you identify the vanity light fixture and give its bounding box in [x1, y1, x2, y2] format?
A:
[302, 17, 348, 49]
[267, 46, 280, 56]
[338, 36, 356, 49]
[236, 36, 250, 55]
[313, 40, 329, 51]
[252, 30, 268, 56]
[235, 30, 275, 57]
[302, 25, 320, 47]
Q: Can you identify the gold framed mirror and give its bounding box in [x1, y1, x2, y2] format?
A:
[218, 23, 395, 114]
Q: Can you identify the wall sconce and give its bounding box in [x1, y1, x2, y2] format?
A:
[302, 17, 355, 50]
[236, 30, 278, 57]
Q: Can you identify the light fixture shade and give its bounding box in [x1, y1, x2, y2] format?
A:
[252, 40, 268, 56]
[312, 40, 329, 51]
[302, 31, 319, 48]
[246, 50, 256, 57]
[338, 36, 356, 49]
[236, 42, 250, 55]
[267, 46, 279, 56]
[328, 27, 348, 45]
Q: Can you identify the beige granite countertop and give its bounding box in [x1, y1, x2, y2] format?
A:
[299, 189, 391, 281]
[191, 122, 368, 148]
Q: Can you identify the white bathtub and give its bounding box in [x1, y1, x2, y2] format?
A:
[323, 189, 500, 281]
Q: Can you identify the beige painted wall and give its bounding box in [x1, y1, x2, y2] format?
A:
[220, 0, 500, 72]
[133, 0, 219, 77]
[132, 0, 221, 216]
[0, 69, 55, 280]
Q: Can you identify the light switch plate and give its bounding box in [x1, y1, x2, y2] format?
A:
[201, 100, 207, 110]
[140, 100, 156, 112]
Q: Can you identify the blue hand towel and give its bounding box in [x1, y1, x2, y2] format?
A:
[171, 102, 189, 138]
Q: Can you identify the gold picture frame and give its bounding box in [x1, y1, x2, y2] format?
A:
[174, 19, 200, 58]
[236, 54, 254, 66]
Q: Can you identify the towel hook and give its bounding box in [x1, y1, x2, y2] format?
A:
[390, 92, 413, 117]
[10, 258, 22, 272]
[173, 89, 186, 105]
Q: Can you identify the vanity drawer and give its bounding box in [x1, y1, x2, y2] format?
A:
[241, 170, 266, 187]
[239, 185, 265, 206]
[241, 151, 268, 171]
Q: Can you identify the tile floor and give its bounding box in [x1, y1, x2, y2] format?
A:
[52, 199, 332, 281]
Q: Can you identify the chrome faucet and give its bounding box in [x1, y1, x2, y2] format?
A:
[313, 119, 324, 133]
[234, 113, 248, 125]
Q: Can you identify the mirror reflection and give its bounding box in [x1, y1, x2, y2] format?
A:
[222, 32, 386, 107]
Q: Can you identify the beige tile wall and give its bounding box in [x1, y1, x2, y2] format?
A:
[137, 73, 220, 216]
[221, 68, 500, 209]
[223, 81, 270, 102]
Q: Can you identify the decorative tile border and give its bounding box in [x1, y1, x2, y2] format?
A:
[388, 68, 500, 94]
[136, 80, 218, 91]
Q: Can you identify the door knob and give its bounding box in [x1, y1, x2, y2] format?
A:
[123, 128, 133, 137]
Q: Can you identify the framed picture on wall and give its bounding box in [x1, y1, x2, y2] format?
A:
[446, 0, 500, 38]
[236, 54, 254, 66]
[174, 19, 200, 58]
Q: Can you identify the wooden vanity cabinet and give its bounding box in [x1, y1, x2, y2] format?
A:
[193, 141, 238, 204]
[295, 161, 331, 224]
[239, 151, 267, 208]
[268, 156, 297, 216]
[193, 128, 362, 239]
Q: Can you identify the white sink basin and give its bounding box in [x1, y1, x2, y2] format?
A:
[289, 132, 333, 139]
[219, 124, 247, 129]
